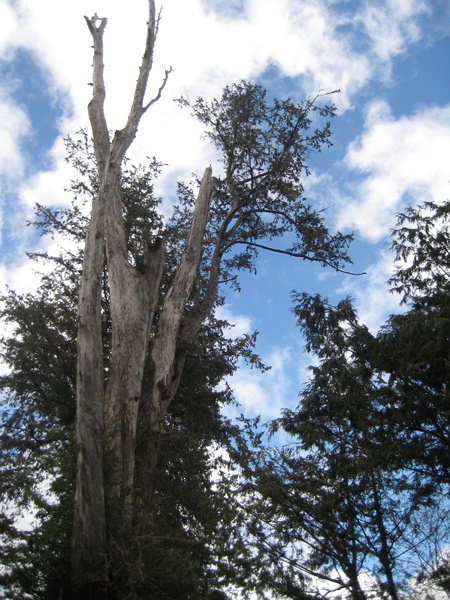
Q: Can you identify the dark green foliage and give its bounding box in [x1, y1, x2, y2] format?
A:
[379, 201, 450, 488]
[244, 200, 450, 599]
[389, 200, 450, 303]
[0, 130, 261, 599]
[179, 81, 353, 283]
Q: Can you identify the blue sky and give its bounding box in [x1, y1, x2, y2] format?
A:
[0, 0, 449, 425]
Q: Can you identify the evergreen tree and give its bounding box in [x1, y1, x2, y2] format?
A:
[0, 132, 259, 599]
[1, 8, 354, 591]
[74, 7, 353, 587]
[245, 200, 450, 599]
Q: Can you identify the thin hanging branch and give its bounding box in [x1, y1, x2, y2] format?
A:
[232, 240, 367, 275]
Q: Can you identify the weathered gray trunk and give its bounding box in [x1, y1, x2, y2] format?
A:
[72, 1, 168, 588]
[72, 188, 106, 588]
[136, 168, 216, 510]
[104, 178, 164, 498]
[148, 167, 215, 419]
[71, 12, 109, 590]
[73, 2, 219, 591]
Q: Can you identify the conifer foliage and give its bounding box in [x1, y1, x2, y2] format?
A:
[245, 200, 450, 599]
[0, 132, 254, 599]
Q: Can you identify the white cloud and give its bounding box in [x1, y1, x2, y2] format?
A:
[246, 0, 371, 108]
[0, 92, 31, 178]
[215, 305, 253, 339]
[3, 0, 434, 136]
[0, 258, 44, 296]
[336, 101, 450, 242]
[0, 134, 77, 264]
[225, 346, 297, 421]
[19, 137, 75, 210]
[356, 0, 429, 65]
[0, 1, 20, 57]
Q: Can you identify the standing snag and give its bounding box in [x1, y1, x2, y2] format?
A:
[73, 0, 172, 588]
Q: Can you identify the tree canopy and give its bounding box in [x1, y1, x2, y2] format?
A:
[244, 199, 450, 600]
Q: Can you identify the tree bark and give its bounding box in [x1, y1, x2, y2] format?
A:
[72, 185, 107, 590]
[104, 179, 165, 501]
[136, 167, 216, 509]
[72, 1, 168, 589]
[148, 167, 215, 421]
[71, 13, 109, 591]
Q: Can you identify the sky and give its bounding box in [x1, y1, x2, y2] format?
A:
[0, 0, 449, 428]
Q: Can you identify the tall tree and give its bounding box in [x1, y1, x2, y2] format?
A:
[73, 1, 352, 593]
[73, 6, 170, 587]
[381, 199, 450, 487]
[246, 199, 450, 599]
[245, 297, 405, 599]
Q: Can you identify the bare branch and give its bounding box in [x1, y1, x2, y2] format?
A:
[143, 67, 173, 112]
[181, 219, 230, 341]
[84, 12, 107, 36]
[232, 241, 366, 275]
[115, 0, 160, 156]
[85, 13, 110, 178]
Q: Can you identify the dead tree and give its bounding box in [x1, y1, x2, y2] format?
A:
[71, 1, 215, 588]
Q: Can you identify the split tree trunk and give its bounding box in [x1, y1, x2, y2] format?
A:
[135, 168, 216, 508]
[72, 2, 167, 588]
[146, 166, 215, 425]
[72, 2, 217, 591]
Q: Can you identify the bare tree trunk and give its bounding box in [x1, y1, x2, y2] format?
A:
[135, 168, 215, 508]
[103, 179, 164, 502]
[72, 2, 221, 592]
[71, 13, 109, 591]
[72, 187, 107, 590]
[148, 167, 215, 419]
[72, 2, 169, 589]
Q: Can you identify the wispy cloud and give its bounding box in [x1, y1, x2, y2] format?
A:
[215, 305, 253, 339]
[18, 136, 75, 210]
[0, 258, 44, 296]
[356, 0, 429, 65]
[0, 92, 31, 179]
[336, 100, 450, 242]
[0, 1, 20, 57]
[225, 346, 301, 422]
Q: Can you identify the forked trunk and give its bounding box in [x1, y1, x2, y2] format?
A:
[72, 1, 169, 589]
[104, 180, 165, 505]
[135, 167, 216, 511]
[74, 1, 219, 591]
